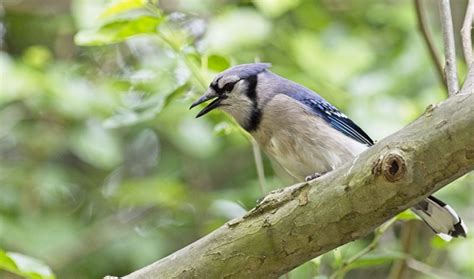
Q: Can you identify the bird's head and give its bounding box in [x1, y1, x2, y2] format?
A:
[190, 63, 271, 131]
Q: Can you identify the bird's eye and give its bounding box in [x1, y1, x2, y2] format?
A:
[223, 82, 235, 92]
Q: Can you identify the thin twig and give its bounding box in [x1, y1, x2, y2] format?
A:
[251, 138, 267, 195]
[414, 0, 447, 89]
[406, 259, 465, 279]
[461, 0, 474, 65]
[329, 218, 398, 279]
[438, 0, 460, 96]
[249, 58, 268, 196]
[160, 31, 207, 90]
[387, 221, 417, 279]
[461, 62, 474, 92]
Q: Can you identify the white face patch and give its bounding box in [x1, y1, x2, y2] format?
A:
[217, 75, 240, 89]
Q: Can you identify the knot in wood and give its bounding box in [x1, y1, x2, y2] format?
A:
[382, 152, 406, 182]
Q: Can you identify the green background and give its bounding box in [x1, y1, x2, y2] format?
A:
[0, 0, 473, 278]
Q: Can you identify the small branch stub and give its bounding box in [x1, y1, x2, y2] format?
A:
[372, 151, 407, 182]
[382, 153, 407, 182]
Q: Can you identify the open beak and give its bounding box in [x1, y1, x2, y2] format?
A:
[189, 89, 225, 118]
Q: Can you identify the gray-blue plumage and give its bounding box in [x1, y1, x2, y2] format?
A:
[297, 98, 373, 145]
[214, 63, 374, 145]
[272, 77, 374, 146]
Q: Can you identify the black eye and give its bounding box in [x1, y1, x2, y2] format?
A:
[223, 82, 235, 92]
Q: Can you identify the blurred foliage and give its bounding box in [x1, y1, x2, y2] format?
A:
[0, 250, 55, 279]
[0, 0, 473, 278]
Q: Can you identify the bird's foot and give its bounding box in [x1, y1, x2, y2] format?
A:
[305, 171, 328, 182]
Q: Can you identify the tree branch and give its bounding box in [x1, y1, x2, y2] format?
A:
[108, 77, 474, 278]
[414, 0, 447, 90]
[461, 0, 474, 65]
[438, 0, 460, 96]
[463, 62, 474, 89]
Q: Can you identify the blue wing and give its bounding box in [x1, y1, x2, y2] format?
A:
[281, 86, 374, 146]
[302, 98, 374, 146]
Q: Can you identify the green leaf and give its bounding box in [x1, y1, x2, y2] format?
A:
[207, 54, 230, 72]
[430, 235, 450, 250]
[0, 250, 55, 279]
[164, 82, 191, 107]
[22, 46, 53, 68]
[103, 93, 167, 129]
[75, 15, 163, 46]
[100, 0, 148, 19]
[0, 250, 17, 272]
[396, 210, 418, 220]
[253, 0, 301, 17]
[205, 8, 271, 52]
[347, 251, 407, 270]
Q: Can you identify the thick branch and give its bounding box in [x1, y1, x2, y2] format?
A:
[113, 81, 474, 279]
[461, 0, 474, 65]
[438, 0, 460, 95]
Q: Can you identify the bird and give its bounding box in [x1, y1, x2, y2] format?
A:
[190, 63, 467, 241]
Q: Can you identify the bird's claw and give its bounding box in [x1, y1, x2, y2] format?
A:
[305, 171, 327, 181]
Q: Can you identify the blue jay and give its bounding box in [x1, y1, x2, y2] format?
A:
[190, 63, 467, 240]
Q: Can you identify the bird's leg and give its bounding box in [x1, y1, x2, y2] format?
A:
[256, 172, 329, 205]
[256, 196, 265, 204]
[305, 171, 328, 182]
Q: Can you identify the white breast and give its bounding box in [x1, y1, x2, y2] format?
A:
[252, 94, 368, 181]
